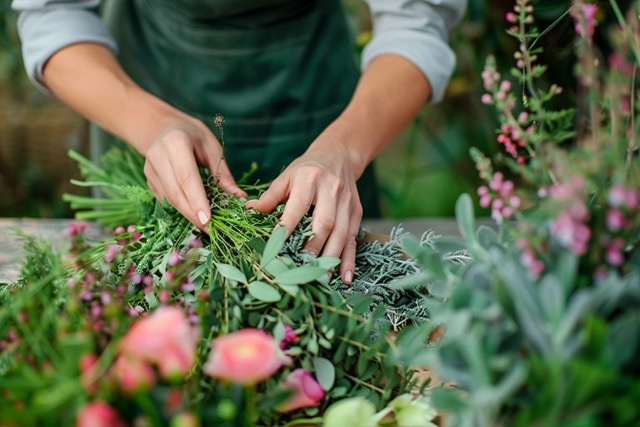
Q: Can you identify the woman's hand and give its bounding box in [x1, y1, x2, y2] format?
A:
[42, 43, 247, 232]
[246, 54, 433, 285]
[143, 120, 247, 232]
[246, 138, 364, 285]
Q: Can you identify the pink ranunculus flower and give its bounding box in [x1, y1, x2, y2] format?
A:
[203, 328, 291, 385]
[76, 401, 125, 427]
[276, 369, 325, 412]
[119, 306, 200, 380]
[113, 355, 156, 393]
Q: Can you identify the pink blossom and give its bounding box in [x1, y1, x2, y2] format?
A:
[76, 401, 125, 427]
[551, 211, 591, 255]
[168, 250, 181, 267]
[505, 12, 517, 23]
[104, 244, 121, 264]
[574, 3, 598, 38]
[279, 324, 299, 349]
[481, 93, 493, 105]
[114, 226, 125, 235]
[113, 356, 155, 393]
[276, 369, 325, 412]
[79, 353, 99, 394]
[606, 208, 628, 232]
[119, 306, 200, 380]
[203, 328, 291, 385]
[67, 221, 88, 236]
[608, 184, 627, 207]
[606, 238, 625, 266]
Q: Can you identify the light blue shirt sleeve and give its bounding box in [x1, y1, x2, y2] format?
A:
[11, 0, 118, 95]
[363, 0, 467, 104]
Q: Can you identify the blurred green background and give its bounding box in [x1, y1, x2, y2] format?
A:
[0, 0, 595, 219]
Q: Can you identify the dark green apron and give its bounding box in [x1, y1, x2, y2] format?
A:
[94, 0, 380, 216]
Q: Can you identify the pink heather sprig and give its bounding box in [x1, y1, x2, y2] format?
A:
[572, 2, 598, 39]
[477, 172, 522, 223]
[546, 177, 591, 256]
[602, 184, 640, 267]
[516, 237, 545, 277]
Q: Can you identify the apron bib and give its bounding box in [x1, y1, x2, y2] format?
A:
[93, 0, 380, 216]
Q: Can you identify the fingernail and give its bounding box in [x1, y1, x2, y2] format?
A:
[197, 210, 209, 225]
[343, 270, 353, 284]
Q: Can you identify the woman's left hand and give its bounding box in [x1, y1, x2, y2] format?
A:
[246, 139, 363, 285]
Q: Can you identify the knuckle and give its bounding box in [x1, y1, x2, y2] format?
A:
[175, 168, 196, 187]
[314, 214, 336, 233]
[164, 190, 180, 206]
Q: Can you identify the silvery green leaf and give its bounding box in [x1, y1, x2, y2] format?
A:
[316, 256, 340, 271]
[274, 265, 327, 286]
[261, 226, 287, 267]
[263, 258, 289, 277]
[145, 290, 158, 308]
[278, 282, 299, 296]
[248, 280, 281, 303]
[313, 356, 336, 390]
[476, 225, 498, 248]
[455, 194, 477, 243]
[273, 321, 285, 343]
[215, 263, 247, 284]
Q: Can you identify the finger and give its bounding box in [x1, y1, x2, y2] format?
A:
[275, 180, 315, 238]
[303, 188, 341, 257]
[146, 154, 207, 232]
[168, 151, 213, 228]
[246, 177, 289, 214]
[338, 204, 362, 285]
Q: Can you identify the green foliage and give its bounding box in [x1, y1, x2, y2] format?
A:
[402, 196, 640, 427]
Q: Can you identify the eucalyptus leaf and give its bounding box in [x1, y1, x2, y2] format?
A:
[455, 194, 477, 244]
[274, 265, 327, 286]
[248, 281, 282, 303]
[215, 263, 248, 284]
[261, 227, 287, 267]
[313, 357, 336, 391]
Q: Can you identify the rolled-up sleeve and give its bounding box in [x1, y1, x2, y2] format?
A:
[362, 0, 466, 104]
[11, 0, 117, 95]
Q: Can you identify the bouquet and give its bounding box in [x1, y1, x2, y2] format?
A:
[0, 136, 464, 424]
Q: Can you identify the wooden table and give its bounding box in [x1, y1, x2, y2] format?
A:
[0, 217, 474, 285]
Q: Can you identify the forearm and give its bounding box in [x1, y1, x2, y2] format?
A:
[43, 42, 187, 155]
[312, 54, 432, 177]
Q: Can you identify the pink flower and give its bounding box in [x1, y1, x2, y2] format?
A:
[203, 328, 291, 385]
[573, 3, 598, 38]
[168, 250, 181, 267]
[606, 238, 625, 266]
[119, 306, 200, 380]
[67, 221, 88, 236]
[79, 353, 99, 394]
[606, 208, 628, 232]
[104, 244, 121, 264]
[276, 369, 325, 412]
[280, 324, 299, 349]
[113, 356, 155, 393]
[76, 401, 125, 427]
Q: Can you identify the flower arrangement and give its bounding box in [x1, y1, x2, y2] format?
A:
[0, 138, 461, 424]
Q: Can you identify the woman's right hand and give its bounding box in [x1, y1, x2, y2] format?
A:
[143, 119, 248, 232]
[42, 43, 246, 232]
